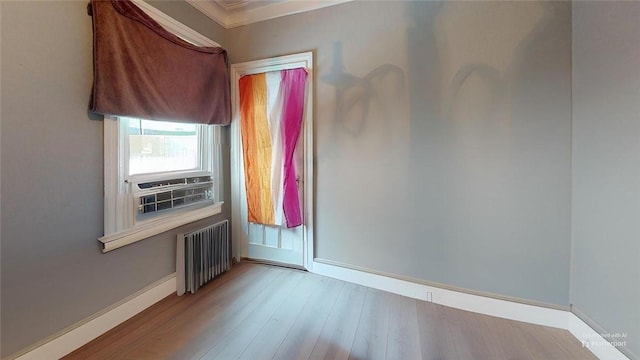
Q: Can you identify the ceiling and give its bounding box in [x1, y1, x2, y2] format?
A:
[185, 0, 352, 29]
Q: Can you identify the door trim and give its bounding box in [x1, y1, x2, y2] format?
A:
[230, 52, 314, 270]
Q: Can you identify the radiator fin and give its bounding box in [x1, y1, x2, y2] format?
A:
[177, 220, 230, 295]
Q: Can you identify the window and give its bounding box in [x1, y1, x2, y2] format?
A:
[121, 117, 219, 220]
[121, 117, 216, 223]
[100, 117, 223, 252]
[125, 118, 200, 176]
[97, 1, 224, 252]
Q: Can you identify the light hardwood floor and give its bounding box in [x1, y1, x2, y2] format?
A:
[64, 263, 597, 360]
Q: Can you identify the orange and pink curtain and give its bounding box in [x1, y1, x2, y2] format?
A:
[239, 68, 307, 228]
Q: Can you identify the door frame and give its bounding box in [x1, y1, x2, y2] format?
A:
[229, 52, 314, 271]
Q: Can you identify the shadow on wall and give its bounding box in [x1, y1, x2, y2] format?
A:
[405, 0, 571, 295]
[446, 63, 506, 126]
[321, 42, 405, 138]
[315, 27, 412, 270]
[313, 0, 570, 296]
[405, 1, 448, 278]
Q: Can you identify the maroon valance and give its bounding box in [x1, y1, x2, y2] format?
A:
[88, 0, 231, 125]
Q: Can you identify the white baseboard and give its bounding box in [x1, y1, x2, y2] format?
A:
[311, 260, 569, 329]
[10, 274, 177, 360]
[311, 260, 633, 360]
[569, 313, 631, 360]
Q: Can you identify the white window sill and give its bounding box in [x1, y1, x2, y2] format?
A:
[98, 202, 224, 253]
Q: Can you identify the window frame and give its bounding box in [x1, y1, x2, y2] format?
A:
[98, 1, 224, 252]
[100, 118, 223, 252]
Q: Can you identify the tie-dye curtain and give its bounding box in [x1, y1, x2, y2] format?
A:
[239, 68, 308, 228]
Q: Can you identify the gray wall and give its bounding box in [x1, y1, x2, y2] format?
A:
[571, 2, 640, 358]
[228, 1, 572, 306]
[0, 1, 228, 357]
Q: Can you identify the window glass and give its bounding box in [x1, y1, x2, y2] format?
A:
[124, 118, 199, 175]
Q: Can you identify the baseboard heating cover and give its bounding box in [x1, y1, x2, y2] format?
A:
[176, 219, 230, 295]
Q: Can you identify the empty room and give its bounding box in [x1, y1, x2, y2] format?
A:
[0, 0, 638, 359]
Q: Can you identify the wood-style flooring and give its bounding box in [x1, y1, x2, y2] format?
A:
[64, 262, 597, 360]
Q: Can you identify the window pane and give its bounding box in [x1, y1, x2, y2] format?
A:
[126, 118, 199, 175]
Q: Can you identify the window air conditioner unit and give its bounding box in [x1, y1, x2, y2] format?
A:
[132, 175, 214, 220]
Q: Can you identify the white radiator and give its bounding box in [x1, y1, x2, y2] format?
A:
[176, 220, 230, 295]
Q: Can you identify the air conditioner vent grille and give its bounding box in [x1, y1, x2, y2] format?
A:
[136, 176, 213, 215]
[137, 175, 211, 190]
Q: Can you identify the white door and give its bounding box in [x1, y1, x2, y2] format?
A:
[230, 52, 314, 269]
[244, 137, 305, 266]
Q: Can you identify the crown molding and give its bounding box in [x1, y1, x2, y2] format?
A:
[186, 0, 352, 29]
[186, 0, 229, 28]
[135, 0, 220, 46]
[218, 0, 252, 11]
